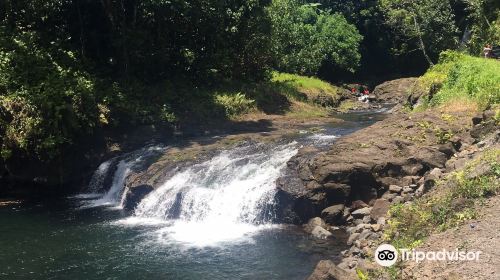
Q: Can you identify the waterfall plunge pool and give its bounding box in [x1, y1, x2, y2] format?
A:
[0, 110, 388, 279]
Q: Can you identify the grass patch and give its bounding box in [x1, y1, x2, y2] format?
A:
[384, 148, 500, 250]
[415, 51, 500, 110]
[271, 72, 338, 97]
[161, 72, 341, 122]
[285, 101, 330, 118]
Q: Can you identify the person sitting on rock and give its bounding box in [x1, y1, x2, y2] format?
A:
[358, 87, 370, 103]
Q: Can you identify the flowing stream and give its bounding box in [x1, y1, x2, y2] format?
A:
[0, 110, 387, 279]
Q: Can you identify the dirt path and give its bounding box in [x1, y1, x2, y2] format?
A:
[403, 195, 500, 280]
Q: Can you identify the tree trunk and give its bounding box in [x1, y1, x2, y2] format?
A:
[413, 16, 434, 67]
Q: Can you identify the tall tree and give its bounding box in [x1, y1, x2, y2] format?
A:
[268, 0, 362, 76]
[380, 0, 459, 66]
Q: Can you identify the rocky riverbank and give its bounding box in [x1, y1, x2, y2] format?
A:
[302, 102, 499, 278]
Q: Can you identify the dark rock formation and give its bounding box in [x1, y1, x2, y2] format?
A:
[276, 111, 472, 224]
[123, 184, 154, 211]
[321, 204, 345, 224]
[372, 78, 418, 104]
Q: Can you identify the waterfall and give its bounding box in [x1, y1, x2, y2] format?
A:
[123, 142, 298, 246]
[77, 145, 164, 208]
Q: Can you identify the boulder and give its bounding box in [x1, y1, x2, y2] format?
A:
[311, 226, 333, 239]
[321, 204, 345, 224]
[370, 199, 390, 220]
[307, 260, 356, 280]
[123, 184, 154, 211]
[350, 200, 369, 210]
[389, 185, 402, 193]
[347, 233, 360, 245]
[372, 78, 418, 104]
[304, 217, 327, 233]
[351, 207, 371, 218]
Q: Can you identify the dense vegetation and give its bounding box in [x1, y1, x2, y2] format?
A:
[268, 0, 362, 75]
[0, 0, 498, 187]
[411, 51, 500, 110]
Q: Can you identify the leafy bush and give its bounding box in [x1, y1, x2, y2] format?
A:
[214, 92, 255, 117]
[0, 29, 98, 160]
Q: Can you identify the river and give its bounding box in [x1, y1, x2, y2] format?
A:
[0, 110, 387, 279]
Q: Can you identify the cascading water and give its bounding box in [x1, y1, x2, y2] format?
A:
[77, 145, 165, 209]
[121, 142, 299, 246]
[87, 160, 114, 193]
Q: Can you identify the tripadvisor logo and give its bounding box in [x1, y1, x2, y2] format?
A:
[374, 244, 398, 267]
[374, 244, 482, 267]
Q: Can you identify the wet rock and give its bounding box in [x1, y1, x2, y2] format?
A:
[307, 260, 356, 280]
[275, 110, 467, 224]
[123, 184, 154, 211]
[311, 226, 333, 239]
[304, 217, 327, 233]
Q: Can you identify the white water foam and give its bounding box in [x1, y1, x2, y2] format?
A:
[79, 160, 132, 209]
[78, 145, 165, 209]
[122, 142, 298, 246]
[87, 159, 114, 193]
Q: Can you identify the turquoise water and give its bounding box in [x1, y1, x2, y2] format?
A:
[0, 200, 347, 279]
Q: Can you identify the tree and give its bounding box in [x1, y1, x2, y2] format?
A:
[455, 0, 500, 53]
[268, 0, 362, 76]
[380, 0, 459, 66]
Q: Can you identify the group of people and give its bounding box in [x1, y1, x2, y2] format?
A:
[351, 86, 371, 103]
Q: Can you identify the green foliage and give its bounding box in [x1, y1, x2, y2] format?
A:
[380, 0, 458, 64]
[2, 0, 272, 82]
[384, 148, 500, 249]
[462, 0, 500, 54]
[268, 0, 362, 75]
[214, 92, 255, 118]
[271, 72, 338, 97]
[0, 28, 98, 160]
[418, 51, 500, 109]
